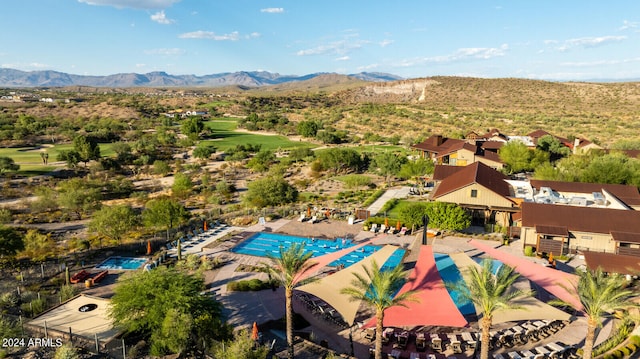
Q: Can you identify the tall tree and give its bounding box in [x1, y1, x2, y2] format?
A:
[398, 202, 428, 233]
[88, 205, 138, 245]
[370, 152, 406, 185]
[181, 117, 204, 140]
[498, 141, 534, 174]
[244, 176, 298, 208]
[263, 243, 317, 359]
[340, 261, 417, 359]
[109, 267, 230, 356]
[561, 268, 637, 359]
[171, 173, 193, 199]
[142, 197, 190, 241]
[73, 135, 101, 166]
[448, 259, 529, 359]
[57, 178, 102, 219]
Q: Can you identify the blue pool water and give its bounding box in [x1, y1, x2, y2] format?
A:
[434, 253, 476, 316]
[473, 257, 504, 274]
[95, 256, 148, 270]
[232, 232, 405, 270]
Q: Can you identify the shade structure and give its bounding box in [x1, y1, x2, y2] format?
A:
[296, 245, 398, 326]
[294, 238, 376, 283]
[251, 321, 259, 340]
[467, 240, 582, 311]
[449, 252, 572, 324]
[366, 245, 468, 328]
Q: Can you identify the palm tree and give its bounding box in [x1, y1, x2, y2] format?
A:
[449, 259, 529, 359]
[340, 260, 418, 359]
[564, 267, 636, 359]
[263, 242, 317, 359]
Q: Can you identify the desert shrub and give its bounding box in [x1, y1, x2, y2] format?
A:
[60, 285, 78, 302]
[54, 343, 79, 359]
[524, 246, 534, 257]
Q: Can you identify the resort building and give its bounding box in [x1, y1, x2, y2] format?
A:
[412, 135, 504, 169]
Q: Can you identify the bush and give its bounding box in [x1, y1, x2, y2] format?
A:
[362, 189, 385, 207]
[631, 336, 640, 346]
[524, 246, 534, 257]
[226, 278, 277, 292]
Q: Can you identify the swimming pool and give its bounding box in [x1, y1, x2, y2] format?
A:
[95, 256, 148, 270]
[434, 253, 476, 316]
[231, 232, 406, 270]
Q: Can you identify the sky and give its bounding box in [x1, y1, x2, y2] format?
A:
[1, 0, 640, 81]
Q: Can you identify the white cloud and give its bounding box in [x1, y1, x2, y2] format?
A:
[379, 39, 393, 47]
[260, 7, 284, 13]
[335, 56, 350, 61]
[619, 20, 639, 31]
[136, 63, 146, 68]
[144, 48, 185, 55]
[296, 39, 366, 56]
[78, 0, 180, 10]
[151, 10, 174, 24]
[357, 63, 379, 71]
[554, 36, 626, 51]
[561, 57, 640, 67]
[1, 62, 50, 70]
[394, 44, 508, 68]
[179, 30, 259, 41]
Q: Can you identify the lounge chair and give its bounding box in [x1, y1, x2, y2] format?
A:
[364, 327, 376, 340]
[370, 223, 378, 233]
[309, 215, 318, 224]
[380, 224, 388, 233]
[298, 213, 307, 222]
[399, 226, 408, 235]
[92, 270, 108, 283]
[70, 270, 91, 284]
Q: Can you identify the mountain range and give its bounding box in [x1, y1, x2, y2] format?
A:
[0, 68, 403, 88]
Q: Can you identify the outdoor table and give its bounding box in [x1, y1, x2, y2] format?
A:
[391, 349, 402, 359]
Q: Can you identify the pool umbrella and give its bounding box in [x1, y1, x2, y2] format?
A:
[384, 217, 389, 227]
[203, 220, 207, 231]
[307, 207, 311, 217]
[146, 240, 152, 255]
[396, 220, 401, 231]
[251, 321, 259, 341]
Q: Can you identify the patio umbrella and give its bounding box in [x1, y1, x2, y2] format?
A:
[307, 207, 311, 217]
[146, 241, 152, 255]
[251, 321, 259, 341]
[396, 220, 401, 231]
[203, 220, 207, 231]
[384, 217, 389, 227]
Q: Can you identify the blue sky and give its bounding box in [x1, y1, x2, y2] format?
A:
[1, 0, 639, 81]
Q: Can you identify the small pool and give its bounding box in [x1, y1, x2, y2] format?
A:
[231, 232, 405, 270]
[434, 253, 476, 316]
[95, 256, 148, 270]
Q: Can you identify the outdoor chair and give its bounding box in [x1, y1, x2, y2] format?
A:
[365, 328, 376, 341]
[507, 352, 522, 359]
[370, 223, 378, 232]
[416, 332, 427, 351]
[430, 336, 442, 352]
[451, 340, 462, 354]
[397, 331, 409, 349]
[520, 350, 536, 359]
[399, 226, 408, 235]
[309, 215, 318, 224]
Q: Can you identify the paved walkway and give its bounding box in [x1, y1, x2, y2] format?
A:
[367, 186, 411, 215]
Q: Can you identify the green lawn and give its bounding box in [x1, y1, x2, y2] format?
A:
[0, 143, 117, 175]
[203, 118, 316, 151]
[383, 199, 416, 219]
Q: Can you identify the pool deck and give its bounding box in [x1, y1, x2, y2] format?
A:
[209, 218, 611, 359]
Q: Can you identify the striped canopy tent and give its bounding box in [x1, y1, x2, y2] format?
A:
[296, 245, 398, 326]
[449, 252, 572, 324]
[365, 245, 468, 328]
[467, 239, 582, 311]
[293, 237, 376, 283]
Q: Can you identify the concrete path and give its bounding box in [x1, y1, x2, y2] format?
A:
[367, 186, 411, 216]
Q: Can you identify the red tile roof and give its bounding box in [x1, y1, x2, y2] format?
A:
[432, 165, 464, 181]
[432, 162, 510, 198]
[412, 135, 465, 154]
[522, 202, 640, 234]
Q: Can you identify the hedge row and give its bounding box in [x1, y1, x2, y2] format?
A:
[226, 278, 278, 292]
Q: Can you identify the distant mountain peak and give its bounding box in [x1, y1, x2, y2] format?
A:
[0, 68, 402, 88]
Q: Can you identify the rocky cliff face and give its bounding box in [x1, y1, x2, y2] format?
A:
[355, 78, 441, 102]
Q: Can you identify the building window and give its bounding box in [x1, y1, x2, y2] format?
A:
[470, 189, 478, 198]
